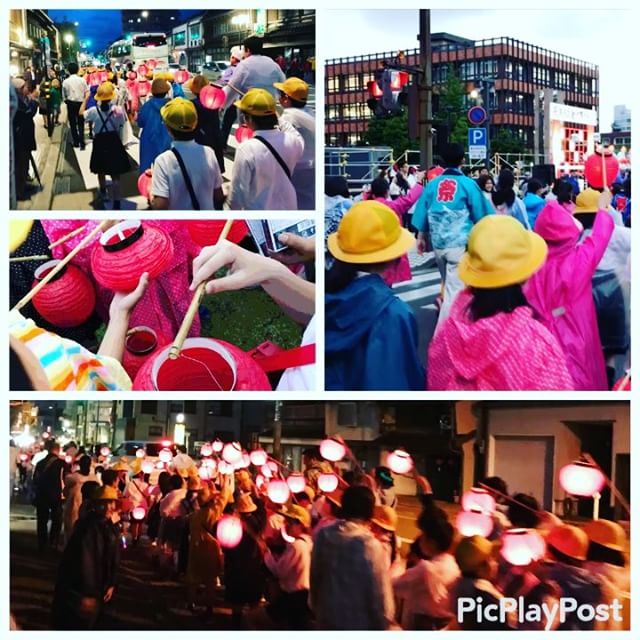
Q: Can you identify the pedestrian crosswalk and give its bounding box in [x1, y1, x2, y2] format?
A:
[393, 251, 442, 309]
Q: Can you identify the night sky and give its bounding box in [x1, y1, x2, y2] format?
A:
[47, 9, 200, 52]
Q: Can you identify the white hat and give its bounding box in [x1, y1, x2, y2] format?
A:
[230, 46, 243, 61]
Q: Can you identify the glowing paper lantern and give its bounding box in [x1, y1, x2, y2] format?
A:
[174, 69, 189, 84]
[212, 439, 223, 453]
[250, 449, 267, 467]
[200, 443, 213, 457]
[158, 448, 173, 464]
[500, 529, 546, 566]
[267, 461, 278, 473]
[287, 473, 306, 494]
[559, 461, 606, 497]
[146, 59, 157, 70]
[127, 71, 137, 80]
[218, 460, 234, 475]
[132, 507, 146, 521]
[261, 464, 273, 479]
[217, 515, 243, 549]
[199, 466, 212, 480]
[320, 437, 346, 462]
[203, 458, 217, 470]
[100, 446, 110, 457]
[367, 80, 383, 98]
[135, 448, 146, 459]
[137, 169, 153, 199]
[255, 474, 265, 489]
[267, 479, 291, 504]
[386, 450, 413, 475]
[461, 488, 496, 515]
[199, 84, 225, 110]
[235, 124, 254, 144]
[237, 453, 251, 469]
[456, 509, 494, 538]
[222, 442, 243, 464]
[318, 472, 339, 493]
[584, 151, 620, 189]
[141, 460, 155, 474]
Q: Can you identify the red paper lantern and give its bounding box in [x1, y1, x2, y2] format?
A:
[320, 437, 346, 462]
[584, 150, 620, 189]
[32, 260, 96, 328]
[386, 450, 413, 475]
[141, 460, 155, 474]
[461, 488, 496, 515]
[137, 64, 148, 78]
[199, 84, 225, 110]
[158, 448, 173, 463]
[146, 59, 157, 70]
[98, 70, 108, 83]
[137, 169, 153, 199]
[249, 449, 268, 467]
[132, 506, 146, 520]
[135, 448, 145, 458]
[174, 69, 189, 84]
[255, 474, 265, 489]
[123, 326, 171, 382]
[267, 479, 291, 504]
[390, 71, 409, 91]
[155, 460, 164, 469]
[186, 220, 249, 247]
[132, 338, 271, 391]
[235, 124, 254, 144]
[89, 73, 100, 87]
[198, 466, 212, 480]
[559, 460, 606, 497]
[261, 464, 273, 479]
[212, 439, 223, 453]
[222, 442, 243, 464]
[501, 528, 546, 566]
[318, 472, 339, 493]
[287, 473, 306, 493]
[203, 458, 217, 470]
[237, 453, 251, 469]
[218, 460, 234, 475]
[427, 166, 445, 181]
[456, 509, 494, 537]
[91, 220, 174, 293]
[138, 79, 151, 97]
[100, 446, 110, 457]
[200, 443, 213, 457]
[217, 514, 243, 548]
[367, 80, 383, 98]
[127, 71, 137, 81]
[268, 461, 278, 473]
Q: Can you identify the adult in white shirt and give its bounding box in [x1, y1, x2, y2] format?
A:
[151, 97, 224, 210]
[263, 504, 314, 629]
[228, 89, 304, 210]
[62, 455, 96, 544]
[222, 35, 285, 111]
[61, 62, 87, 149]
[274, 77, 315, 210]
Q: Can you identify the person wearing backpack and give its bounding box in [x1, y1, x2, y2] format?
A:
[80, 81, 131, 209]
[151, 97, 224, 210]
[228, 88, 304, 210]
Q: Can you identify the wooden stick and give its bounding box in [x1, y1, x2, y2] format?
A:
[12, 220, 113, 311]
[48, 224, 88, 249]
[169, 219, 234, 360]
[600, 144, 609, 192]
[9, 255, 50, 263]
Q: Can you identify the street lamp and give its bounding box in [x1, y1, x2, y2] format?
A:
[64, 33, 74, 45]
[141, 11, 149, 18]
[74, 21, 79, 27]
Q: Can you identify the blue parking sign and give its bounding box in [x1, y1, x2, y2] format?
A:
[468, 128, 487, 147]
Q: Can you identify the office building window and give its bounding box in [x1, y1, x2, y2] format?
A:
[327, 76, 340, 92]
[140, 401, 158, 415]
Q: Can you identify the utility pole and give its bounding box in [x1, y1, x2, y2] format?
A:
[273, 401, 282, 461]
[418, 9, 433, 169]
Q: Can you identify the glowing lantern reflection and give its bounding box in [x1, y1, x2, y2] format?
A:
[158, 448, 173, 463]
[267, 479, 291, 504]
[212, 438, 223, 453]
[235, 124, 254, 144]
[501, 528, 546, 566]
[559, 460, 606, 497]
[137, 169, 153, 199]
[456, 509, 494, 537]
[320, 437, 346, 462]
[200, 84, 225, 110]
[141, 460, 155, 474]
[287, 473, 306, 493]
[386, 450, 413, 475]
[222, 442, 243, 464]
[217, 515, 243, 548]
[132, 507, 146, 521]
[461, 488, 496, 515]
[200, 443, 213, 457]
[135, 448, 146, 459]
[250, 449, 267, 466]
[318, 472, 339, 493]
[100, 446, 110, 457]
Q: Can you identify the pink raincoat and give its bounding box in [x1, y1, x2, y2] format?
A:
[524, 201, 614, 390]
[373, 183, 423, 286]
[427, 289, 574, 390]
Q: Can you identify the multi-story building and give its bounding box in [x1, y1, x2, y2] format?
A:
[121, 9, 182, 36]
[326, 32, 599, 167]
[612, 104, 631, 131]
[9, 10, 60, 76]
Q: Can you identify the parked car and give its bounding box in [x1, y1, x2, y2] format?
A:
[199, 60, 229, 83]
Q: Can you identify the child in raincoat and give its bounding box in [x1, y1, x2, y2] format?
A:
[524, 189, 614, 390]
[136, 78, 173, 174]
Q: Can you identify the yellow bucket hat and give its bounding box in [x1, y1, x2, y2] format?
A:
[327, 200, 415, 264]
[161, 97, 198, 132]
[281, 504, 311, 528]
[274, 77, 309, 102]
[95, 81, 116, 102]
[459, 215, 548, 288]
[92, 485, 119, 501]
[573, 188, 601, 214]
[9, 220, 34, 253]
[583, 519, 626, 553]
[371, 505, 398, 532]
[455, 535, 497, 574]
[546, 524, 589, 561]
[234, 88, 277, 116]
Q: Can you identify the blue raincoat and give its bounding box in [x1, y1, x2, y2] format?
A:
[137, 96, 172, 174]
[325, 274, 424, 390]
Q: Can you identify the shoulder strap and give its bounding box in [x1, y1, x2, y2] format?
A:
[254, 135, 292, 182]
[172, 148, 200, 210]
[96, 108, 115, 135]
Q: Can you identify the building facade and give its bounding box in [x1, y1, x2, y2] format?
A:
[121, 9, 182, 36]
[9, 10, 60, 77]
[326, 33, 599, 167]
